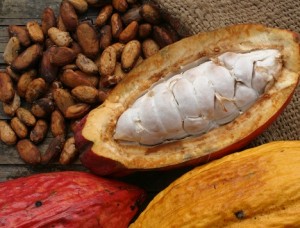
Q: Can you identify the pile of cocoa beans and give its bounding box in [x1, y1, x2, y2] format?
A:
[0, 0, 180, 166]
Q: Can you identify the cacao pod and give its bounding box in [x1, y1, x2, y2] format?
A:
[74, 24, 300, 176]
[0, 171, 146, 227]
[131, 141, 300, 227]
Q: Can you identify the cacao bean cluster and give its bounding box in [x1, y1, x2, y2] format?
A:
[0, 0, 180, 165]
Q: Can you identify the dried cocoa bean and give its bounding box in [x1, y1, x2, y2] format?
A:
[68, 0, 88, 14]
[57, 15, 67, 32]
[76, 54, 98, 75]
[10, 117, 28, 139]
[95, 4, 113, 27]
[76, 22, 99, 59]
[121, 40, 141, 72]
[59, 136, 78, 165]
[71, 86, 99, 103]
[26, 21, 44, 43]
[40, 47, 59, 83]
[60, 69, 99, 88]
[16, 107, 36, 127]
[65, 103, 91, 119]
[142, 38, 160, 58]
[41, 135, 65, 164]
[60, 0, 79, 32]
[140, 3, 161, 25]
[0, 120, 17, 145]
[111, 13, 123, 39]
[11, 44, 42, 72]
[119, 21, 139, 43]
[41, 7, 57, 35]
[17, 69, 37, 97]
[122, 6, 142, 25]
[31, 97, 55, 118]
[112, 0, 128, 12]
[45, 38, 55, 49]
[114, 62, 126, 82]
[86, 0, 112, 7]
[99, 25, 112, 51]
[6, 66, 20, 82]
[111, 42, 125, 59]
[70, 42, 82, 56]
[3, 37, 21, 65]
[138, 23, 152, 39]
[25, 78, 47, 103]
[51, 110, 66, 137]
[152, 25, 174, 48]
[0, 72, 15, 103]
[8, 25, 31, 47]
[48, 27, 73, 47]
[53, 88, 75, 115]
[30, 119, 48, 144]
[16, 139, 41, 164]
[49, 46, 76, 66]
[2, 93, 21, 117]
[62, 64, 78, 71]
[99, 46, 117, 76]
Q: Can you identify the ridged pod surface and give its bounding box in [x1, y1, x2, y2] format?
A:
[74, 24, 300, 176]
[131, 141, 300, 228]
[0, 171, 146, 227]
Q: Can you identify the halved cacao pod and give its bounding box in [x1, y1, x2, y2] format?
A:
[74, 24, 300, 176]
[0, 171, 146, 227]
[131, 141, 300, 227]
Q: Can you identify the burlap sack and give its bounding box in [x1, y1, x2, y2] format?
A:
[154, 0, 300, 146]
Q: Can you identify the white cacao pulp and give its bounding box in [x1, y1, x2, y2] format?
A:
[114, 49, 282, 145]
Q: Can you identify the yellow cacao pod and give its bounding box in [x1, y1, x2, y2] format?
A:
[132, 141, 300, 227]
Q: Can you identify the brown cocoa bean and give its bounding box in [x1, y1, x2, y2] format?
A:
[138, 23, 152, 39]
[99, 25, 112, 51]
[45, 38, 55, 49]
[111, 13, 123, 39]
[62, 64, 79, 71]
[140, 3, 161, 25]
[3, 93, 21, 117]
[114, 62, 126, 82]
[8, 25, 31, 47]
[31, 97, 55, 118]
[57, 15, 67, 32]
[25, 78, 47, 103]
[10, 117, 28, 139]
[40, 47, 59, 84]
[59, 136, 78, 165]
[121, 40, 141, 72]
[98, 89, 110, 102]
[51, 110, 66, 137]
[30, 119, 48, 144]
[6, 66, 20, 82]
[142, 38, 160, 58]
[152, 25, 174, 48]
[17, 139, 41, 164]
[112, 0, 128, 12]
[99, 46, 117, 76]
[111, 42, 125, 59]
[127, 0, 138, 4]
[41, 135, 65, 164]
[65, 103, 91, 119]
[49, 46, 76, 66]
[0, 72, 15, 103]
[119, 21, 139, 43]
[76, 54, 98, 75]
[76, 22, 99, 59]
[17, 69, 37, 97]
[60, 0, 79, 32]
[0, 120, 17, 145]
[86, 0, 111, 7]
[70, 42, 82, 56]
[3, 37, 21, 65]
[122, 6, 142, 25]
[16, 107, 36, 127]
[53, 88, 75, 115]
[60, 69, 99, 88]
[71, 86, 99, 103]
[95, 4, 113, 27]
[68, 0, 88, 14]
[41, 7, 57, 35]
[48, 27, 73, 47]
[26, 21, 44, 43]
[11, 44, 42, 72]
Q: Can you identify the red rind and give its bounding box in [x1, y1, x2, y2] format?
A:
[0, 171, 146, 227]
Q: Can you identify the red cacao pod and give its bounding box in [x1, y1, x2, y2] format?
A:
[74, 24, 300, 176]
[0, 171, 146, 227]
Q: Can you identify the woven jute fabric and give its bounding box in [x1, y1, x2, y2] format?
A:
[154, 0, 300, 146]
